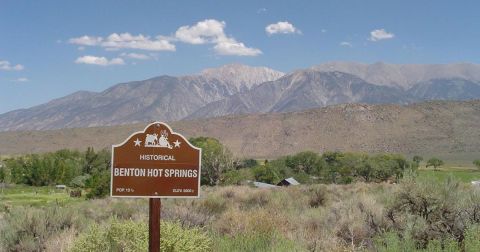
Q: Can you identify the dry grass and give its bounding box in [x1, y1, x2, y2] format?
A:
[156, 183, 395, 251]
[4, 179, 478, 251]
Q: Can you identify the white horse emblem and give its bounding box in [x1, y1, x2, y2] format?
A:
[144, 130, 172, 149]
[145, 133, 158, 147]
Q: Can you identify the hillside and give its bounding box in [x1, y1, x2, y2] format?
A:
[2, 62, 480, 132]
[1, 100, 479, 160]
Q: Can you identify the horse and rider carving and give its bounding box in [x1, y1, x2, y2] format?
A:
[144, 130, 173, 149]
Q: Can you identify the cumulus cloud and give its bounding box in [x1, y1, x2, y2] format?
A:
[69, 19, 260, 57]
[175, 19, 226, 44]
[369, 29, 395, 41]
[0, 60, 24, 71]
[75, 55, 125, 66]
[175, 19, 262, 56]
[69, 33, 175, 51]
[214, 39, 262, 56]
[265, 21, 301, 35]
[340, 41, 353, 47]
[120, 52, 151, 60]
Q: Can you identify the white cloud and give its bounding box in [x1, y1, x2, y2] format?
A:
[75, 55, 125, 66]
[340, 41, 353, 47]
[102, 33, 175, 51]
[175, 19, 261, 56]
[0, 60, 24, 71]
[214, 39, 262, 56]
[369, 29, 395, 41]
[69, 33, 175, 51]
[175, 19, 226, 44]
[257, 7, 267, 14]
[13, 77, 29, 82]
[120, 52, 151, 60]
[69, 19, 259, 57]
[265, 21, 301, 35]
[69, 35, 103, 46]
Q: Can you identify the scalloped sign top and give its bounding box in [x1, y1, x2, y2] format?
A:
[110, 122, 201, 198]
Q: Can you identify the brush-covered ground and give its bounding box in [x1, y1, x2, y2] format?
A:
[1, 172, 480, 252]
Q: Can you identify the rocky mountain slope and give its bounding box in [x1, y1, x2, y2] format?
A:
[1, 62, 480, 131]
[312, 62, 480, 89]
[1, 100, 479, 160]
[0, 64, 284, 131]
[188, 70, 411, 119]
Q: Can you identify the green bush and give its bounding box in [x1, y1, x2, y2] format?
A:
[70, 219, 212, 252]
[252, 164, 279, 184]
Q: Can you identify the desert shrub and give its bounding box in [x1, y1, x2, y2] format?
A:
[386, 174, 480, 249]
[0, 206, 84, 252]
[308, 186, 328, 208]
[464, 224, 480, 252]
[213, 232, 302, 252]
[199, 195, 227, 215]
[161, 199, 214, 228]
[241, 190, 270, 209]
[328, 194, 387, 250]
[70, 219, 211, 252]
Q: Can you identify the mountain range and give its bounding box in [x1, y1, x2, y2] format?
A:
[1, 62, 480, 131]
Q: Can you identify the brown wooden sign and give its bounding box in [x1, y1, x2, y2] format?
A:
[110, 122, 201, 198]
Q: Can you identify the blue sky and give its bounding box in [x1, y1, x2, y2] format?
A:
[1, 0, 480, 114]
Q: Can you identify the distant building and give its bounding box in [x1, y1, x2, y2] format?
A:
[277, 177, 300, 187]
[251, 181, 278, 189]
[55, 185, 67, 189]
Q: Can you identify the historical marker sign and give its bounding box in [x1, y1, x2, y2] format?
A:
[111, 122, 201, 198]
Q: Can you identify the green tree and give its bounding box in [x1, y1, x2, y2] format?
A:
[412, 155, 423, 170]
[426, 157, 444, 171]
[473, 159, 480, 171]
[252, 164, 279, 184]
[322, 151, 344, 183]
[0, 167, 5, 183]
[189, 137, 234, 186]
[285, 151, 323, 175]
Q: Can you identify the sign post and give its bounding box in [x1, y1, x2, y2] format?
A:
[111, 122, 201, 251]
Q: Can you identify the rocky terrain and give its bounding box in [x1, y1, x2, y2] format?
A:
[1, 100, 479, 160]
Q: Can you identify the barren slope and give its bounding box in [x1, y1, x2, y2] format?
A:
[0, 100, 479, 159]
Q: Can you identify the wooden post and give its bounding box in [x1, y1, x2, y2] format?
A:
[149, 198, 161, 252]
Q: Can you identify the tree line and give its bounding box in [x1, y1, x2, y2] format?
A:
[1, 137, 479, 198]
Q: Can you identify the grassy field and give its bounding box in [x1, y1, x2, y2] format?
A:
[417, 163, 480, 183]
[0, 185, 84, 211]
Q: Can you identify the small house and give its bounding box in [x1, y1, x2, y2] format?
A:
[277, 177, 300, 187]
[55, 185, 67, 189]
[252, 181, 277, 189]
